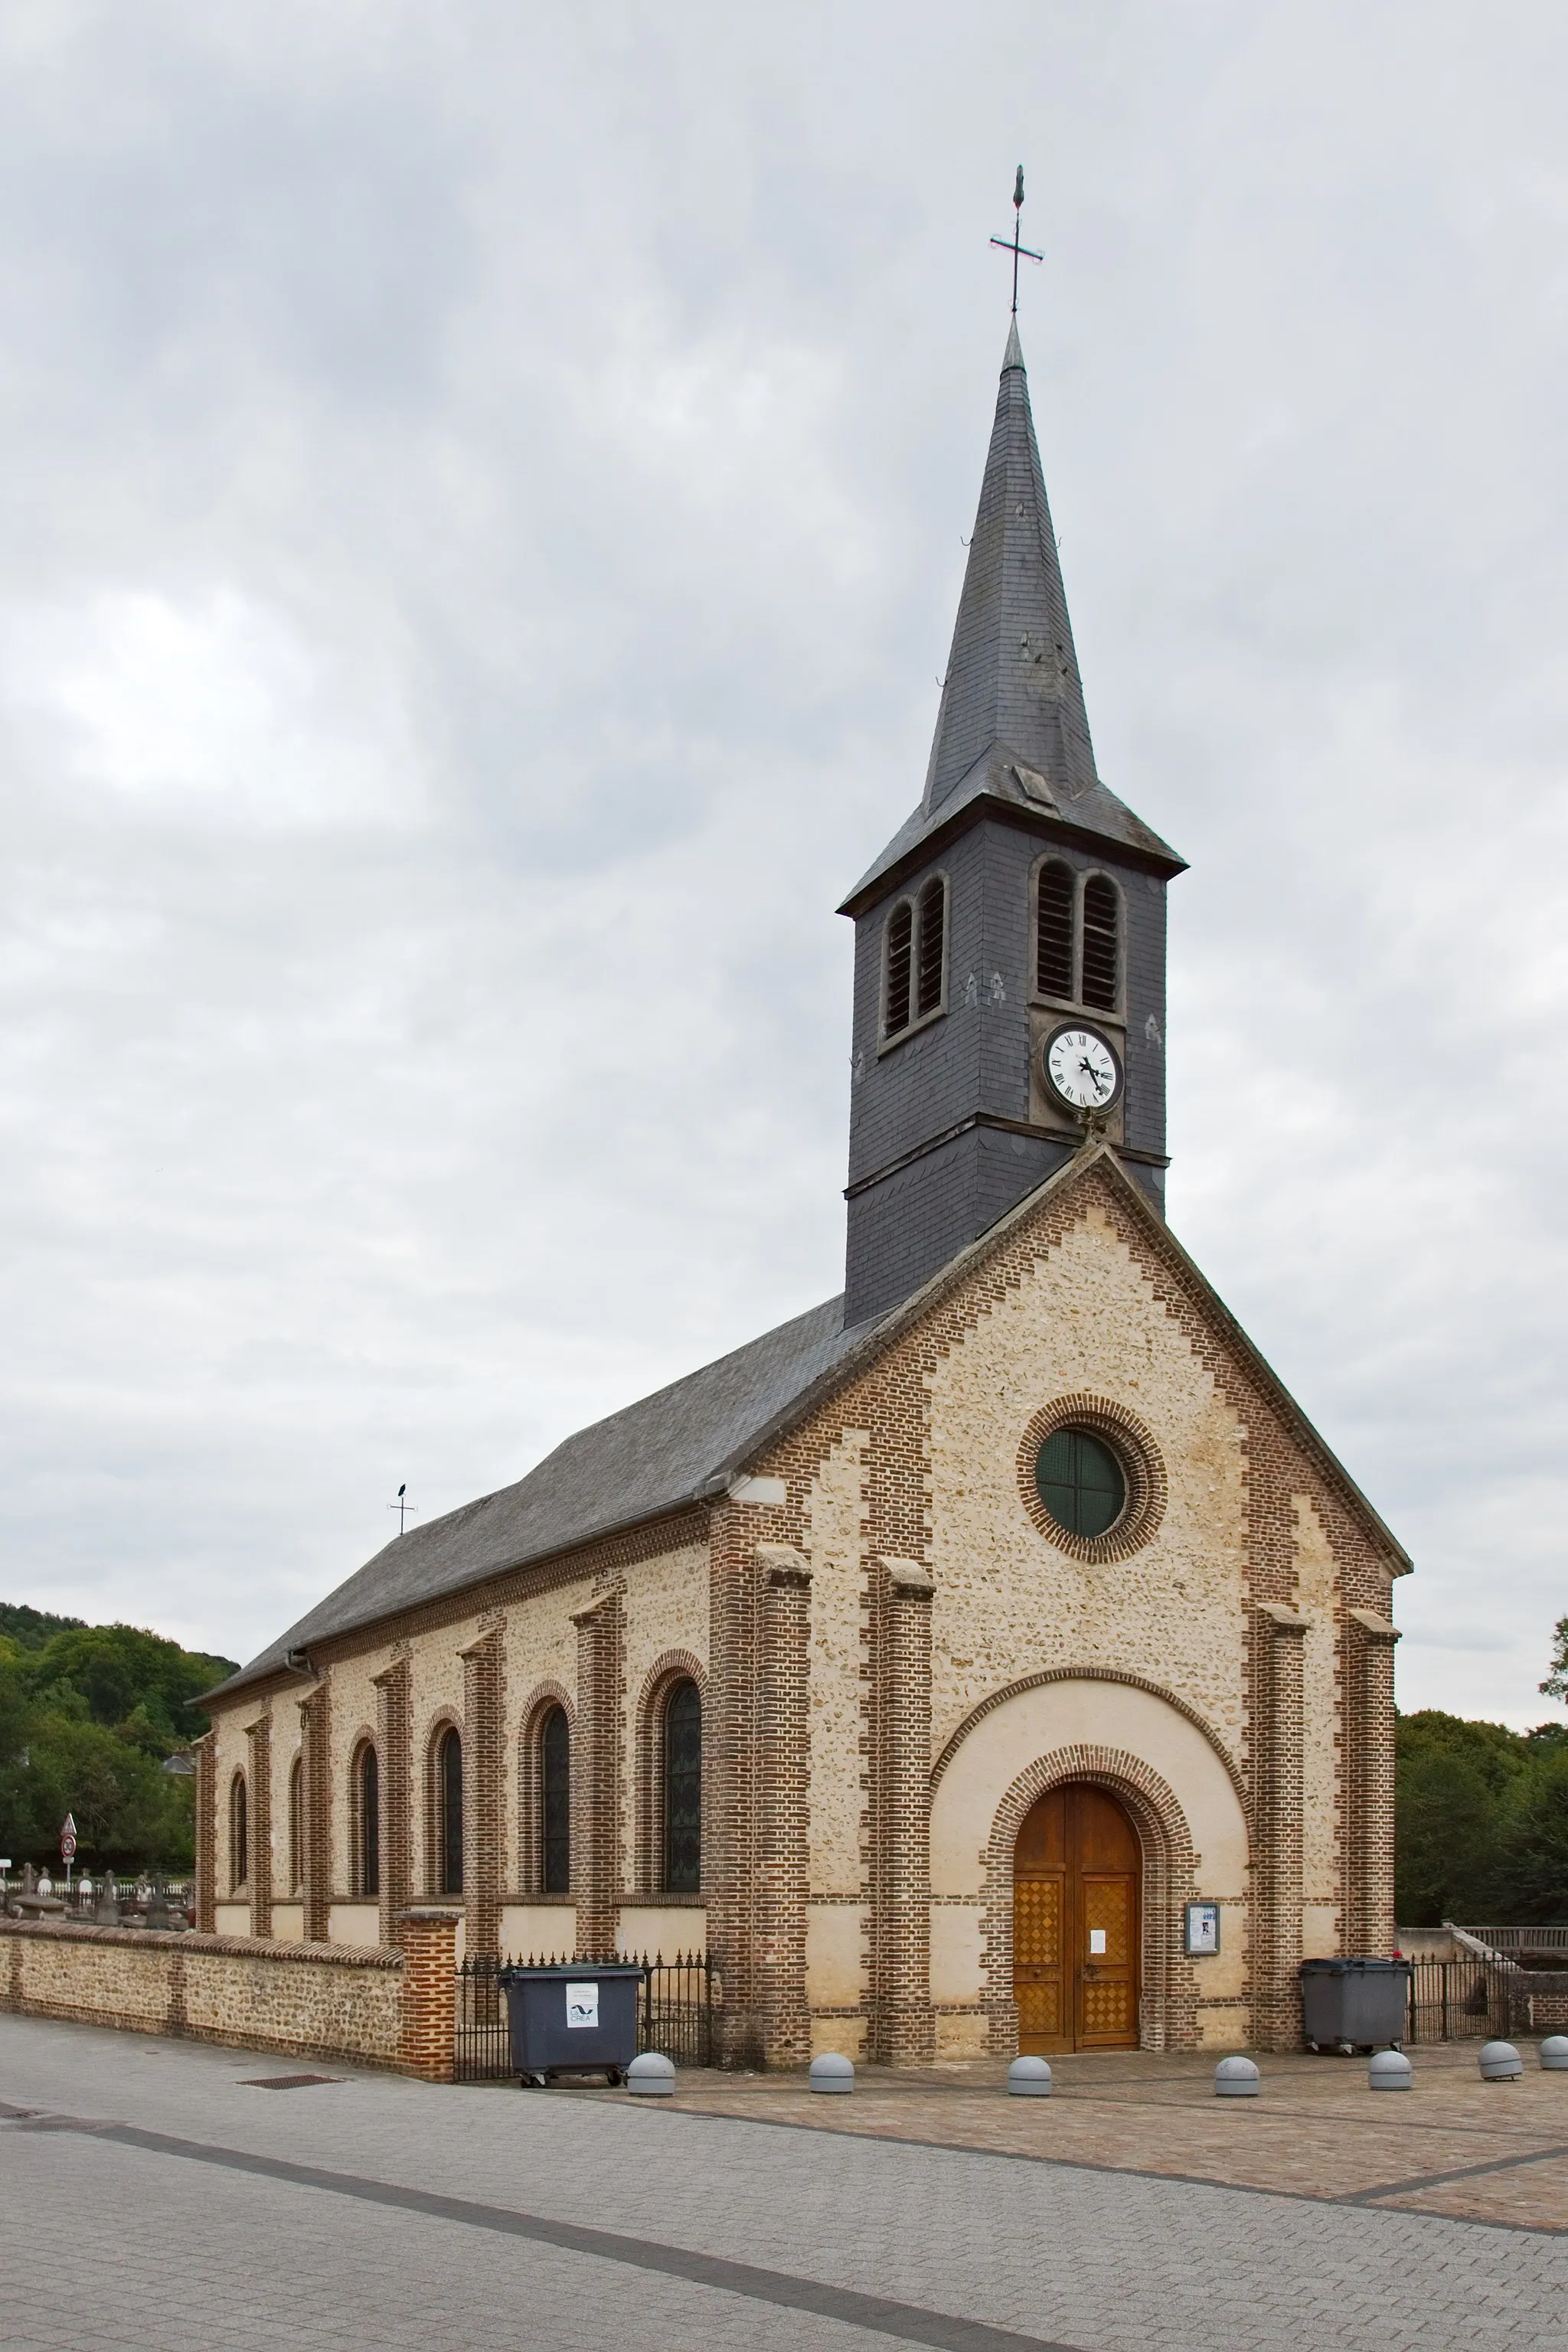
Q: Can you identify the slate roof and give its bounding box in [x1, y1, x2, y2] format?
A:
[211, 1291, 876, 1698]
[841, 322, 1184, 913]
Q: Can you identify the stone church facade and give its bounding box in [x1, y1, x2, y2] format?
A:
[198, 322, 1408, 2063]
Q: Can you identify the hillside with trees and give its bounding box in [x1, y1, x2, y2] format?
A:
[0, 1605, 237, 1873]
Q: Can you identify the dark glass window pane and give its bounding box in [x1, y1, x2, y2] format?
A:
[440, 1730, 464, 1895]
[289, 1759, 302, 1891]
[1081, 875, 1119, 1011]
[916, 877, 946, 1018]
[541, 1707, 570, 1894]
[884, 902, 913, 1036]
[1036, 862, 1074, 998]
[663, 1680, 702, 1893]
[232, 1775, 248, 1890]
[361, 1746, 380, 1898]
[1035, 1426, 1126, 1538]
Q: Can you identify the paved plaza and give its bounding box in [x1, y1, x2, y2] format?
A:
[2, 2016, 1566, 2352]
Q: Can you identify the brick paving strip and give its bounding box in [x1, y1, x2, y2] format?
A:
[640, 2047, 1568, 2234]
[0, 2105, 1079, 2352]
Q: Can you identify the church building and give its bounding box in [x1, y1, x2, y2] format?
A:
[198, 319, 1409, 2063]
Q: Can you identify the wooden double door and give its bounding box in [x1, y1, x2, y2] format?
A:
[1014, 1783, 1141, 2052]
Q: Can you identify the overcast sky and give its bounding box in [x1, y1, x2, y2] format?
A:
[1, 0, 1564, 1726]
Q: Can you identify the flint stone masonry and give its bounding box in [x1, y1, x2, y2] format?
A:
[0, 1919, 403, 2072]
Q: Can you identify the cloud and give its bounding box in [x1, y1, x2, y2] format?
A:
[0, 0, 1564, 1727]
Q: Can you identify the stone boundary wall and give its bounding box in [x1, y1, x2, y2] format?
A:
[1, 1918, 407, 2073]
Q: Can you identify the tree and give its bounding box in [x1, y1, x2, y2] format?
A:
[1541, 1613, 1568, 1705]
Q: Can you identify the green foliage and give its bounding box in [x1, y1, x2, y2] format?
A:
[0, 1608, 237, 1871]
[1396, 1708, 1568, 1926]
[1543, 1613, 1568, 1704]
[0, 1602, 86, 1651]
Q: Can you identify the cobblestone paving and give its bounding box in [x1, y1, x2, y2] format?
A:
[662, 2040, 1568, 2224]
[3, 2016, 1566, 2352]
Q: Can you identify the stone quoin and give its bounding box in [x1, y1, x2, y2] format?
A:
[193, 320, 1409, 2065]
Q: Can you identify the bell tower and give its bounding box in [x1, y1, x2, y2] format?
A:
[840, 322, 1186, 1328]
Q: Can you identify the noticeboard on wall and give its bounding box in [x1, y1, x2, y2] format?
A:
[1184, 1900, 1221, 1956]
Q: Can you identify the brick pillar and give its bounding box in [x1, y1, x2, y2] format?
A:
[298, 1678, 332, 1944]
[871, 1557, 936, 2066]
[570, 1592, 622, 1956]
[1346, 1607, 1400, 1958]
[373, 1655, 413, 1948]
[1253, 1602, 1308, 2050]
[193, 1732, 217, 1933]
[398, 1906, 459, 2081]
[460, 1625, 505, 1963]
[756, 1545, 812, 2069]
[245, 1713, 273, 1940]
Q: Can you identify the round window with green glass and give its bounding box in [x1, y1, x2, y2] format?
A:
[1034, 1426, 1127, 1539]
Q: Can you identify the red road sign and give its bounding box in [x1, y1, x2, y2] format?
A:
[60, 1812, 77, 1861]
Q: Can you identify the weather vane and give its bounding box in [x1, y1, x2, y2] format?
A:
[990, 165, 1042, 315]
[388, 1481, 416, 1535]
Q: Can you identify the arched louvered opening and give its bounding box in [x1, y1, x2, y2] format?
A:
[540, 1704, 570, 1893]
[916, 876, 946, 1018]
[1036, 861, 1074, 998]
[663, 1678, 702, 1893]
[356, 1743, 380, 1899]
[884, 900, 913, 1037]
[1081, 874, 1120, 1011]
[229, 1771, 248, 1893]
[436, 1726, 463, 1896]
[288, 1754, 303, 1892]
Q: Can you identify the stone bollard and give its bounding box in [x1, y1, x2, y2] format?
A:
[1540, 2036, 1568, 2072]
[1214, 2056, 1259, 2098]
[1368, 2049, 1413, 2091]
[809, 2053, 854, 2096]
[626, 2053, 675, 2097]
[1008, 2056, 1054, 2098]
[1478, 2040, 1523, 2082]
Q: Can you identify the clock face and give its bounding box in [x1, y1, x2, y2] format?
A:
[1043, 1024, 1122, 1113]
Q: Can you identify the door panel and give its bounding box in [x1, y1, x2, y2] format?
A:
[1014, 1783, 1140, 2053]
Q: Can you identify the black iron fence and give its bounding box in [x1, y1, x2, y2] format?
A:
[455, 1950, 714, 2083]
[1405, 1956, 1501, 2043]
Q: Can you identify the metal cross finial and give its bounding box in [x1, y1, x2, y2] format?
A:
[388, 1481, 416, 1535]
[990, 164, 1042, 315]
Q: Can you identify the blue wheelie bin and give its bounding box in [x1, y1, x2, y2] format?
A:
[498, 1962, 646, 2086]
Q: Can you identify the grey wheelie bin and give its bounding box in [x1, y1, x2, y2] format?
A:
[1301, 1957, 1411, 2053]
[497, 1962, 645, 2086]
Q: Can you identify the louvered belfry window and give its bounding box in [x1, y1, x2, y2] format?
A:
[1036, 861, 1074, 998]
[1081, 874, 1120, 1011]
[916, 877, 946, 1018]
[884, 901, 913, 1037]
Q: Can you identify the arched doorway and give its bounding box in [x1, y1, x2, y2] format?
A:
[1014, 1782, 1141, 2052]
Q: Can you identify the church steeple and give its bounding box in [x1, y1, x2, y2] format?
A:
[838, 317, 1186, 1329]
[923, 321, 1097, 817]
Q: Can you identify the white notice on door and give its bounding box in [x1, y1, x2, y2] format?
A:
[1089, 1929, 1107, 1955]
[565, 1982, 599, 2029]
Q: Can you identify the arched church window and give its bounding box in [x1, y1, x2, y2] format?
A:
[662, 1679, 702, 1893]
[1035, 861, 1074, 999]
[436, 1727, 463, 1896]
[1080, 874, 1120, 1011]
[230, 1771, 248, 1892]
[884, 900, 913, 1037]
[1035, 1426, 1127, 1539]
[288, 1754, 302, 1892]
[540, 1705, 570, 1894]
[357, 1743, 380, 1899]
[915, 876, 946, 1018]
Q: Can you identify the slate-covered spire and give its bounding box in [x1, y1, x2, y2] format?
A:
[923, 321, 1096, 815]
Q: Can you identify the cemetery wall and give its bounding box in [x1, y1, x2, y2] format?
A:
[0, 1919, 404, 2069]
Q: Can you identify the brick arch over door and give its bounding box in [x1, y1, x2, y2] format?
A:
[634, 1651, 707, 1893]
[982, 1746, 1199, 2053]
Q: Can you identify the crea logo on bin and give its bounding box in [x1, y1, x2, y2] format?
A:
[565, 1982, 599, 2030]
